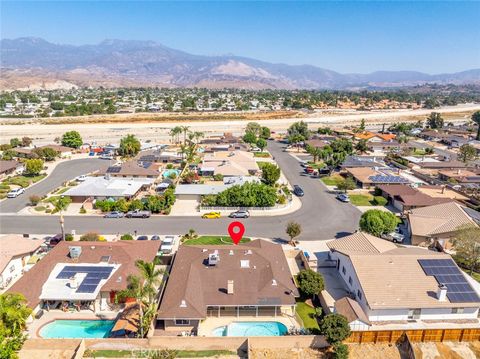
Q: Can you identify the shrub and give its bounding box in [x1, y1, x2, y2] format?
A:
[121, 234, 133, 241]
[277, 194, 286, 205]
[320, 314, 351, 344]
[34, 206, 46, 212]
[359, 209, 398, 236]
[65, 233, 74, 241]
[297, 269, 324, 298]
[373, 196, 388, 206]
[29, 195, 41, 206]
[333, 342, 349, 359]
[166, 164, 174, 169]
[24, 159, 44, 176]
[260, 162, 281, 186]
[79, 207, 86, 214]
[80, 232, 100, 241]
[45, 208, 52, 213]
[213, 174, 224, 181]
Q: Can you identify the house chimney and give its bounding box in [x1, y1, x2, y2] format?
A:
[437, 284, 448, 301]
[227, 280, 234, 294]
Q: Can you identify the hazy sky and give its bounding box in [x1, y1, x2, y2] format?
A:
[2, 1, 479, 74]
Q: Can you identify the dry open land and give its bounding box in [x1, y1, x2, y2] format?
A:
[1, 104, 479, 145]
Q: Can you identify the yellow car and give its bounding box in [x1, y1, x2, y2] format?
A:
[202, 211, 221, 219]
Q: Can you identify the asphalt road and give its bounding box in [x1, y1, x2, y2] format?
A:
[0, 142, 361, 240]
[0, 158, 113, 213]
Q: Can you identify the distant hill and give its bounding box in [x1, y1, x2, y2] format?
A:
[1, 37, 479, 90]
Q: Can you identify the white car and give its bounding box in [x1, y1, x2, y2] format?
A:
[7, 188, 25, 198]
[76, 175, 87, 182]
[381, 232, 405, 243]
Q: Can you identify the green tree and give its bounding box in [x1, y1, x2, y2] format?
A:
[287, 121, 310, 140]
[114, 198, 129, 213]
[129, 199, 144, 211]
[359, 118, 366, 131]
[472, 111, 480, 140]
[0, 293, 32, 359]
[452, 226, 480, 275]
[245, 122, 261, 137]
[243, 132, 257, 144]
[260, 126, 271, 139]
[119, 134, 141, 157]
[261, 163, 280, 185]
[355, 139, 368, 154]
[9, 138, 21, 148]
[288, 134, 305, 152]
[2, 149, 17, 161]
[359, 209, 398, 236]
[53, 196, 71, 213]
[135, 260, 166, 303]
[319, 313, 351, 344]
[297, 269, 324, 298]
[34, 147, 59, 161]
[336, 177, 356, 193]
[24, 158, 44, 176]
[458, 144, 477, 164]
[61, 131, 83, 149]
[333, 342, 349, 359]
[306, 145, 323, 163]
[426, 112, 444, 129]
[256, 138, 267, 152]
[286, 221, 302, 245]
[181, 126, 190, 144]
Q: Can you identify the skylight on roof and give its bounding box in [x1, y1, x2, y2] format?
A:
[240, 260, 250, 268]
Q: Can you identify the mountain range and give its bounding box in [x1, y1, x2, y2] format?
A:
[1, 37, 479, 90]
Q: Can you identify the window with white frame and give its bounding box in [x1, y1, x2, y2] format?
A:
[451, 308, 464, 314]
[175, 319, 190, 325]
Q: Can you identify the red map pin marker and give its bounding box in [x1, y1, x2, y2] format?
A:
[228, 221, 245, 245]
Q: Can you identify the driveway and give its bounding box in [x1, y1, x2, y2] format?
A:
[0, 142, 361, 240]
[0, 158, 113, 213]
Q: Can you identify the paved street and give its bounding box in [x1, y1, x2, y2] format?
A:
[0, 158, 113, 213]
[0, 142, 361, 240]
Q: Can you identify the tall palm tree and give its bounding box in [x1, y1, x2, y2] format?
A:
[170, 127, 182, 144]
[181, 126, 190, 144]
[193, 131, 204, 144]
[135, 260, 165, 303]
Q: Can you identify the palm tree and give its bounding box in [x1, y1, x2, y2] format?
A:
[193, 131, 204, 144]
[135, 260, 165, 303]
[170, 127, 182, 144]
[181, 126, 190, 144]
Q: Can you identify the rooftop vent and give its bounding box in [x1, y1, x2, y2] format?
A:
[202, 249, 208, 252]
[240, 260, 250, 268]
[227, 280, 234, 294]
[208, 253, 220, 266]
[69, 246, 82, 259]
[244, 250, 252, 255]
[437, 284, 448, 301]
[229, 250, 234, 255]
[272, 279, 277, 286]
[100, 255, 111, 263]
[69, 275, 78, 289]
[180, 300, 187, 307]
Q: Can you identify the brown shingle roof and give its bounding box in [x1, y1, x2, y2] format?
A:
[0, 160, 21, 174]
[327, 232, 397, 256]
[157, 240, 298, 320]
[101, 160, 159, 177]
[0, 235, 42, 274]
[335, 297, 370, 324]
[7, 241, 159, 308]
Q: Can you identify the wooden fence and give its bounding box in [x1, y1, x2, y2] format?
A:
[345, 328, 480, 344]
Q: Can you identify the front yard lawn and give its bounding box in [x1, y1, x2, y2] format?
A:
[296, 300, 320, 331]
[321, 175, 343, 186]
[183, 236, 251, 245]
[349, 193, 374, 206]
[2, 174, 46, 188]
[307, 161, 325, 169]
[253, 152, 270, 158]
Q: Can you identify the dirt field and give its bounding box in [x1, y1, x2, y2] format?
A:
[1, 104, 478, 146]
[249, 348, 327, 359]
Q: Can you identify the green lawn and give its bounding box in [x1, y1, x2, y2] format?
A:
[84, 349, 236, 358]
[2, 174, 46, 188]
[349, 193, 374, 206]
[307, 161, 325, 169]
[321, 175, 343, 186]
[183, 236, 251, 245]
[55, 187, 70, 194]
[253, 152, 270, 158]
[296, 300, 320, 331]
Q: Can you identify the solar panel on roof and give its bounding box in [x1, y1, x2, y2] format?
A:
[77, 284, 98, 293]
[418, 259, 480, 303]
[107, 166, 121, 173]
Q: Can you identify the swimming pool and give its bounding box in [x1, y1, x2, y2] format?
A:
[39, 319, 115, 338]
[211, 321, 288, 337]
[163, 169, 180, 178]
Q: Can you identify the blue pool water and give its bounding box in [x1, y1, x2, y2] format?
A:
[212, 321, 288, 337]
[163, 169, 180, 178]
[39, 320, 115, 338]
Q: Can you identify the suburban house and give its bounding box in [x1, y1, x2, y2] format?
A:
[376, 184, 453, 212]
[199, 151, 259, 177]
[138, 150, 182, 164]
[8, 241, 160, 314]
[354, 132, 396, 142]
[156, 240, 299, 334]
[0, 235, 42, 290]
[325, 232, 480, 330]
[438, 169, 480, 184]
[345, 167, 409, 189]
[63, 176, 154, 202]
[99, 160, 159, 178]
[38, 144, 73, 158]
[0, 160, 24, 179]
[341, 155, 387, 169]
[406, 202, 479, 249]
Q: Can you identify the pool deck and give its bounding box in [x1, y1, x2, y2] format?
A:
[197, 315, 301, 337]
[28, 310, 119, 338]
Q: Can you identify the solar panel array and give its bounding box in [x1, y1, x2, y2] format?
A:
[369, 174, 409, 184]
[418, 259, 480, 303]
[107, 166, 121, 173]
[57, 266, 114, 294]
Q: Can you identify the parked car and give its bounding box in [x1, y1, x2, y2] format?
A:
[99, 153, 114, 160]
[104, 211, 124, 218]
[76, 175, 87, 182]
[151, 235, 161, 241]
[229, 210, 250, 218]
[336, 193, 350, 202]
[47, 234, 63, 247]
[125, 209, 151, 218]
[293, 185, 304, 197]
[299, 160, 308, 168]
[381, 232, 405, 243]
[202, 211, 221, 219]
[137, 235, 149, 241]
[7, 188, 25, 198]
